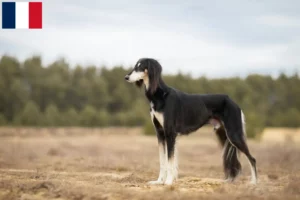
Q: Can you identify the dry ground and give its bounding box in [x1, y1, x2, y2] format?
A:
[0, 127, 300, 200]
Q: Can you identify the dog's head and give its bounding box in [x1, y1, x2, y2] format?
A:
[125, 58, 162, 94]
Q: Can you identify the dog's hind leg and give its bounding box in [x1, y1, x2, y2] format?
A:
[226, 129, 257, 184]
[215, 125, 241, 181]
[240, 111, 257, 184]
[222, 111, 257, 184]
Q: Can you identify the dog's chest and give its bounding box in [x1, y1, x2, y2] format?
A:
[150, 102, 164, 127]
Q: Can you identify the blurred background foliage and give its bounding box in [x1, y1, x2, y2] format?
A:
[0, 55, 299, 138]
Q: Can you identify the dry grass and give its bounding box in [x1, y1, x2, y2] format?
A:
[261, 128, 300, 143]
[0, 127, 299, 200]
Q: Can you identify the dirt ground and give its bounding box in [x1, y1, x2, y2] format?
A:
[0, 127, 299, 200]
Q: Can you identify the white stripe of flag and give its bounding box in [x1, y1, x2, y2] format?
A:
[15, 2, 29, 29]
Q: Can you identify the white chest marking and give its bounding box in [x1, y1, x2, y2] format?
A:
[150, 102, 164, 128]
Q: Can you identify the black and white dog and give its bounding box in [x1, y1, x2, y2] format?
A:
[125, 58, 257, 185]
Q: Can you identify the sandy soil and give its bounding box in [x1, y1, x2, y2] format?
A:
[0, 127, 299, 200]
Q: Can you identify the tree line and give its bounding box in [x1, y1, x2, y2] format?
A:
[0, 55, 299, 137]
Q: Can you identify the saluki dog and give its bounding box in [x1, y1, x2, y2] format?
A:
[124, 58, 257, 185]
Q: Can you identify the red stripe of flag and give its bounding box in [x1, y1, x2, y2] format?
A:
[29, 2, 42, 29]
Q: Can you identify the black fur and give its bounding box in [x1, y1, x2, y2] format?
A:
[125, 58, 257, 183]
[215, 125, 242, 180]
[223, 140, 242, 180]
[215, 125, 227, 146]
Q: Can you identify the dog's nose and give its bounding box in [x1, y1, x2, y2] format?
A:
[125, 75, 129, 81]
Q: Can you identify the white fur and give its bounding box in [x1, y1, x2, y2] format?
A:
[127, 70, 145, 82]
[150, 102, 164, 130]
[148, 105, 167, 185]
[148, 105, 178, 185]
[150, 102, 154, 109]
[137, 62, 141, 67]
[164, 143, 179, 185]
[222, 117, 257, 184]
[222, 140, 229, 158]
[159, 143, 168, 181]
[148, 142, 167, 185]
[241, 110, 256, 184]
[127, 69, 150, 90]
[226, 145, 234, 161]
[249, 159, 257, 184]
[150, 106, 164, 128]
[165, 157, 175, 185]
[241, 110, 246, 137]
[150, 101, 164, 128]
[173, 145, 178, 180]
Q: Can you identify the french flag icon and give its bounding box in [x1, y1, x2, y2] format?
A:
[2, 1, 42, 29]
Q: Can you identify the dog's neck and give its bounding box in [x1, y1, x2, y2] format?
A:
[144, 76, 169, 101]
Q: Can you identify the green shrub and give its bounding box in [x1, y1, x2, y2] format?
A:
[0, 114, 7, 126]
[43, 104, 61, 126]
[98, 110, 110, 126]
[14, 101, 42, 126]
[80, 105, 99, 127]
[63, 108, 80, 126]
[244, 112, 265, 138]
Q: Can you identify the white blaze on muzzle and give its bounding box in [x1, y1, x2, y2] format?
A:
[127, 70, 145, 82]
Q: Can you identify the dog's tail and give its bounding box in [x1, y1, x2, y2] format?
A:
[215, 126, 241, 181]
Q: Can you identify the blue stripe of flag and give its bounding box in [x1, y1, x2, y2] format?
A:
[2, 2, 16, 29]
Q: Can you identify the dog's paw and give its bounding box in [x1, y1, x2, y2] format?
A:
[164, 180, 173, 185]
[147, 180, 164, 185]
[223, 178, 233, 183]
[164, 177, 174, 185]
[250, 179, 257, 185]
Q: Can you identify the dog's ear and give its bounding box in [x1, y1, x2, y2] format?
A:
[147, 60, 162, 94]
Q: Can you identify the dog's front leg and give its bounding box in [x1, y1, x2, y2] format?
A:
[164, 132, 177, 185]
[148, 124, 167, 185]
[148, 141, 167, 185]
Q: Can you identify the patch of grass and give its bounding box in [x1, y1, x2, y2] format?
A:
[0, 127, 300, 200]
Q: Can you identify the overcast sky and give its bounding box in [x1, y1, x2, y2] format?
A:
[1, 0, 300, 78]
